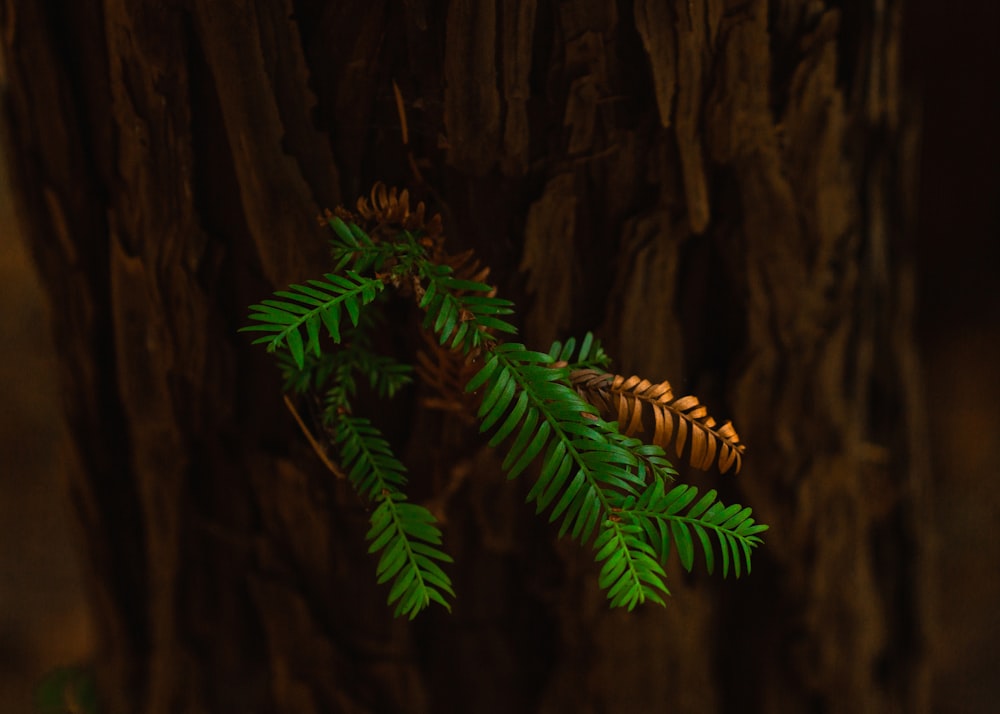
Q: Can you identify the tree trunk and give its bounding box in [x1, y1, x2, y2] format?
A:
[1, 1, 929, 712]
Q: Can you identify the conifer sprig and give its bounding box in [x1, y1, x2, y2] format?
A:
[626, 481, 767, 577]
[417, 262, 517, 352]
[334, 412, 454, 618]
[465, 345, 678, 607]
[242, 270, 384, 369]
[242, 191, 768, 618]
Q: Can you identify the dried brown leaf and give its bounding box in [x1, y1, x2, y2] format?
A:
[348, 181, 444, 245]
[571, 368, 746, 474]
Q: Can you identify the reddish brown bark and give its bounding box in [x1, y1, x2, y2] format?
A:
[1, 1, 929, 711]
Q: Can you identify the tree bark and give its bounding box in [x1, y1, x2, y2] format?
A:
[1, 0, 929, 712]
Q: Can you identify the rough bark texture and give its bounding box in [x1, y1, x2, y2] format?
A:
[1, 1, 928, 712]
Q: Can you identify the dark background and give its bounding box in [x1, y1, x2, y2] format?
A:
[904, 0, 1000, 708]
[1, 0, 997, 712]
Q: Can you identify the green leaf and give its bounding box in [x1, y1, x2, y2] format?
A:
[722, 506, 754, 530]
[547, 467, 584, 521]
[686, 489, 717, 519]
[671, 519, 694, 571]
[508, 420, 551, 478]
[488, 390, 529, 447]
[465, 356, 499, 393]
[478, 366, 515, 427]
[388, 564, 418, 602]
[664, 484, 698, 515]
[328, 216, 357, 244]
[692, 523, 714, 574]
[528, 440, 569, 509]
[286, 326, 305, 369]
[501, 407, 540, 473]
[718, 530, 731, 577]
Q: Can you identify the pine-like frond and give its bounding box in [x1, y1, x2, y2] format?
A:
[343, 352, 413, 401]
[366, 495, 455, 619]
[276, 349, 340, 394]
[415, 248, 503, 416]
[594, 518, 669, 609]
[331, 413, 454, 618]
[242, 186, 769, 617]
[466, 344, 669, 607]
[325, 215, 391, 273]
[605, 429, 678, 485]
[418, 262, 517, 353]
[241, 271, 385, 369]
[329, 415, 408, 498]
[627, 481, 767, 577]
[274, 315, 411, 404]
[571, 369, 746, 474]
[547, 332, 612, 371]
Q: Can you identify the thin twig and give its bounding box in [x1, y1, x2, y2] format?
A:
[283, 394, 347, 479]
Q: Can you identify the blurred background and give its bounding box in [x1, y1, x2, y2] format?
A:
[0, 0, 997, 712]
[0, 103, 95, 710]
[905, 0, 1000, 709]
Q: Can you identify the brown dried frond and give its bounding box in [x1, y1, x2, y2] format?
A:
[571, 369, 746, 474]
[438, 248, 493, 287]
[356, 181, 443, 244]
[414, 329, 482, 420]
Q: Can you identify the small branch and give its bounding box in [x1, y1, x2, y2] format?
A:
[283, 394, 347, 479]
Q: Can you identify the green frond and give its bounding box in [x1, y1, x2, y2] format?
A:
[331, 414, 407, 499]
[275, 311, 411, 402]
[242, 197, 768, 618]
[467, 343, 672, 606]
[548, 331, 612, 370]
[366, 494, 455, 619]
[277, 350, 341, 394]
[241, 271, 385, 369]
[277, 320, 411, 407]
[630, 480, 767, 577]
[332, 413, 454, 618]
[470, 346, 647, 526]
[326, 216, 394, 273]
[604, 429, 678, 484]
[594, 520, 669, 609]
[321, 363, 357, 420]
[419, 263, 517, 352]
[359, 355, 413, 399]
